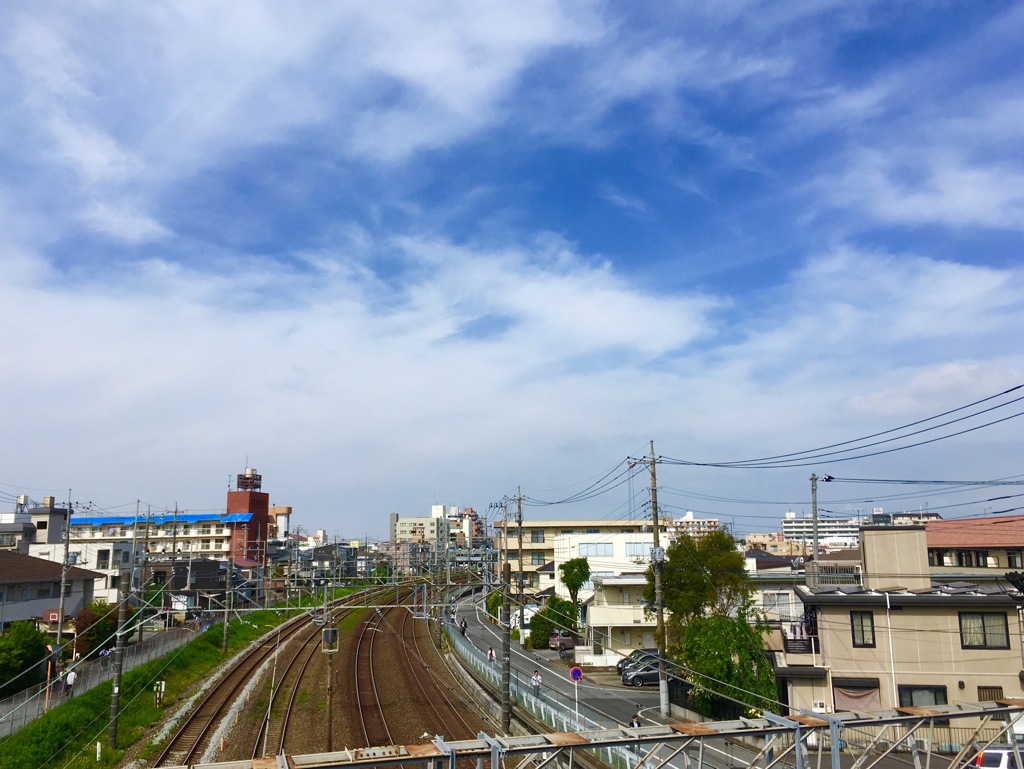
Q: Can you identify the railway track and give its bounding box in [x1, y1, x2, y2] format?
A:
[156, 582, 480, 763]
[353, 597, 409, 746]
[153, 612, 310, 767]
[398, 605, 479, 740]
[154, 587, 391, 766]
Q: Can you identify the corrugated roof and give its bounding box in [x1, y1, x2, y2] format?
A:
[72, 512, 253, 526]
[925, 515, 1024, 548]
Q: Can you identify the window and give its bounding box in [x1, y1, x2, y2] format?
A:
[531, 530, 544, 543]
[978, 686, 1004, 702]
[579, 543, 613, 557]
[1008, 551, 1023, 569]
[928, 549, 949, 567]
[625, 543, 648, 559]
[97, 549, 110, 569]
[38, 520, 48, 530]
[850, 611, 875, 648]
[898, 685, 947, 708]
[560, 529, 575, 535]
[960, 612, 1009, 649]
[763, 592, 792, 621]
[531, 552, 544, 565]
[201, 539, 211, 550]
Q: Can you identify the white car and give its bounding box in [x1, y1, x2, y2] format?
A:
[967, 746, 1020, 769]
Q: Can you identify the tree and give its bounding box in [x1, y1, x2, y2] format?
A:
[558, 557, 591, 608]
[74, 599, 118, 657]
[647, 529, 751, 644]
[0, 622, 49, 697]
[528, 595, 577, 647]
[679, 607, 778, 718]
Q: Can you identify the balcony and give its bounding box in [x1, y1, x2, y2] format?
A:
[782, 636, 819, 654]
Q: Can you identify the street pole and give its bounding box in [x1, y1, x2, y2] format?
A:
[517, 489, 524, 642]
[108, 572, 129, 748]
[649, 440, 670, 718]
[55, 491, 71, 664]
[222, 557, 233, 654]
[501, 559, 511, 734]
[810, 473, 819, 589]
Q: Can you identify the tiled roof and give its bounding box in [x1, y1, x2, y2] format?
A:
[925, 515, 1024, 548]
[0, 550, 103, 584]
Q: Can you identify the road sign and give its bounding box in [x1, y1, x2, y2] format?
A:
[570, 666, 583, 681]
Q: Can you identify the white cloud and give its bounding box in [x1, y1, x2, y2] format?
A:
[81, 200, 169, 243]
[825, 148, 1024, 231]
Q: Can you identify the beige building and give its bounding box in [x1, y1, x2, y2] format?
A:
[773, 526, 1023, 729]
[926, 514, 1024, 574]
[495, 518, 656, 601]
[587, 573, 657, 660]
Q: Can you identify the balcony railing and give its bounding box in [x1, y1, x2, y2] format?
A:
[782, 633, 820, 655]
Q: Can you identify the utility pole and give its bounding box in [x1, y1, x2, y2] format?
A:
[108, 572, 129, 748]
[517, 489, 524, 642]
[649, 440, 670, 718]
[222, 557, 233, 653]
[55, 490, 71, 664]
[810, 473, 819, 589]
[500, 499, 511, 733]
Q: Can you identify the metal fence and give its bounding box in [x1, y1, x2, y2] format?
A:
[0, 619, 212, 739]
[445, 621, 701, 769]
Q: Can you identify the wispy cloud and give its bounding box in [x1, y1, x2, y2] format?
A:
[0, 2, 1021, 530]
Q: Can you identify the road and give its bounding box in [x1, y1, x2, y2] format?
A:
[454, 594, 662, 727]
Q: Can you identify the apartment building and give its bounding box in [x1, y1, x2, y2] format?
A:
[772, 525, 1023, 730]
[495, 517, 657, 602]
[28, 467, 273, 602]
[666, 511, 720, 540]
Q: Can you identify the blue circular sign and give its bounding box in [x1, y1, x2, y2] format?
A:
[570, 666, 583, 681]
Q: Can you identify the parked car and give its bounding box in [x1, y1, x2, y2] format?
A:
[621, 662, 661, 687]
[616, 648, 659, 675]
[965, 746, 1019, 769]
[548, 630, 575, 651]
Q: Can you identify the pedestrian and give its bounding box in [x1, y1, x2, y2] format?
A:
[460, 619, 467, 637]
[531, 669, 542, 698]
[64, 668, 77, 697]
[630, 713, 641, 728]
[487, 646, 496, 663]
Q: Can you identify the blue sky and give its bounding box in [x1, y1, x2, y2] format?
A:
[1, 2, 1022, 539]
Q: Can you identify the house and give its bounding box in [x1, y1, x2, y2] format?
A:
[773, 525, 1023, 731]
[0, 550, 103, 637]
[926, 515, 1024, 576]
[587, 572, 657, 662]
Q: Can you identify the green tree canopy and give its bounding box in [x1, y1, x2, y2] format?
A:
[74, 599, 118, 657]
[558, 557, 591, 607]
[0, 622, 49, 697]
[678, 608, 778, 718]
[528, 595, 577, 647]
[646, 529, 751, 643]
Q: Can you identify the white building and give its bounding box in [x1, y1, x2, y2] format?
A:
[666, 511, 720, 540]
[781, 511, 869, 550]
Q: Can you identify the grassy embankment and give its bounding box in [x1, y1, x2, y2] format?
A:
[0, 588, 353, 769]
